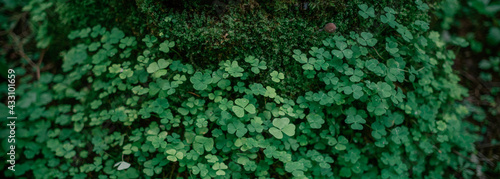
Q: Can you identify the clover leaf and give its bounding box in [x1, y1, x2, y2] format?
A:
[247, 117, 264, 133]
[270, 70, 285, 82]
[396, 25, 414, 42]
[384, 112, 404, 127]
[386, 41, 399, 55]
[212, 162, 228, 176]
[322, 73, 339, 85]
[190, 72, 212, 90]
[227, 121, 248, 137]
[380, 13, 398, 28]
[415, 0, 429, 11]
[249, 83, 267, 96]
[367, 96, 388, 116]
[371, 122, 387, 139]
[292, 50, 308, 63]
[223, 60, 244, 77]
[365, 59, 385, 75]
[390, 126, 409, 144]
[159, 40, 175, 53]
[293, 49, 328, 71]
[119, 37, 137, 49]
[285, 161, 306, 177]
[142, 35, 157, 48]
[91, 25, 106, 38]
[269, 117, 295, 139]
[244, 56, 267, 74]
[335, 136, 349, 150]
[357, 32, 378, 47]
[147, 59, 171, 74]
[193, 136, 214, 155]
[88, 42, 101, 52]
[331, 41, 353, 59]
[165, 149, 184, 162]
[146, 129, 168, 149]
[101, 27, 125, 44]
[377, 82, 393, 98]
[192, 163, 209, 177]
[414, 20, 429, 31]
[307, 113, 325, 129]
[358, 4, 375, 19]
[345, 107, 366, 130]
[231, 98, 256, 118]
[349, 69, 364, 82]
[264, 86, 277, 98]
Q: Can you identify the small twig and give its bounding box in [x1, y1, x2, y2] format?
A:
[476, 152, 496, 166]
[460, 70, 490, 92]
[8, 31, 41, 80]
[187, 91, 200, 97]
[477, 143, 500, 149]
[371, 47, 385, 61]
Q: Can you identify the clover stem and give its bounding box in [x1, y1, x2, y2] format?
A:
[169, 162, 176, 179]
[171, 48, 182, 58]
[371, 47, 385, 61]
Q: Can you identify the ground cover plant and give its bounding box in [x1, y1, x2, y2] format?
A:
[435, 0, 500, 177]
[0, 0, 497, 178]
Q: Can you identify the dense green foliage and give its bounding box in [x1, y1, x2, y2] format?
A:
[436, 0, 500, 176]
[0, 0, 495, 178]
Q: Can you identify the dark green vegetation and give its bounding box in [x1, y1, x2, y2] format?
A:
[435, 0, 500, 177]
[0, 0, 498, 178]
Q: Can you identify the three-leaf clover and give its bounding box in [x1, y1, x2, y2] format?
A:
[386, 41, 399, 55]
[119, 37, 137, 49]
[358, 4, 375, 19]
[335, 136, 349, 150]
[343, 84, 364, 99]
[147, 59, 171, 74]
[193, 136, 214, 155]
[142, 35, 157, 48]
[231, 98, 256, 118]
[307, 113, 325, 129]
[322, 73, 339, 85]
[159, 40, 175, 53]
[396, 25, 414, 42]
[285, 161, 306, 177]
[390, 126, 409, 144]
[414, 20, 429, 31]
[371, 122, 387, 139]
[380, 13, 398, 28]
[244, 56, 267, 74]
[146, 128, 168, 149]
[269, 117, 296, 139]
[377, 82, 393, 98]
[270, 71, 285, 82]
[365, 59, 385, 75]
[264, 86, 277, 98]
[227, 121, 248, 137]
[190, 72, 212, 90]
[224, 61, 244, 77]
[344, 107, 366, 130]
[331, 41, 353, 59]
[357, 32, 378, 47]
[165, 149, 184, 162]
[212, 162, 228, 176]
[101, 27, 125, 44]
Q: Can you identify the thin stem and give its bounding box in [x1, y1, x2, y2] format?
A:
[8, 31, 41, 80]
[371, 47, 385, 61]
